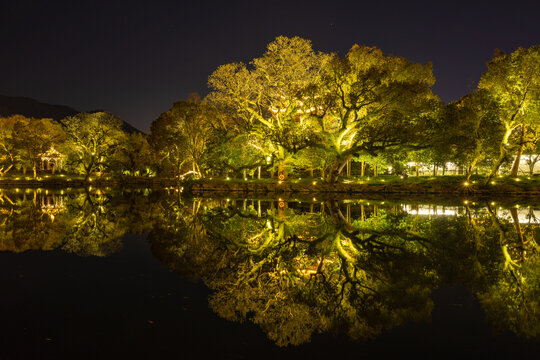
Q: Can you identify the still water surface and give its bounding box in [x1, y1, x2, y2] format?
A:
[0, 189, 539, 358]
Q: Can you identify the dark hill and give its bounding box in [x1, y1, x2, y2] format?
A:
[0, 95, 141, 133]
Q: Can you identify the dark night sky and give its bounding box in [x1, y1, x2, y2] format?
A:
[1, 0, 539, 132]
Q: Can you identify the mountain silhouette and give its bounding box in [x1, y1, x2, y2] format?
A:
[0, 94, 141, 133]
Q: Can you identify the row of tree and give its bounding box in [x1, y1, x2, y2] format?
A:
[1, 37, 538, 183]
[151, 37, 539, 184]
[0, 112, 154, 180]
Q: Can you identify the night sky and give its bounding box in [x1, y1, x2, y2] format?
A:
[1, 0, 539, 132]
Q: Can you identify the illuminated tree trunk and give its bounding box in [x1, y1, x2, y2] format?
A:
[277, 162, 287, 180]
[326, 155, 352, 184]
[346, 160, 351, 177]
[373, 162, 377, 177]
[485, 126, 514, 185]
[510, 127, 526, 177]
[258, 166, 261, 179]
[0, 164, 13, 177]
[360, 161, 365, 177]
[465, 157, 479, 182]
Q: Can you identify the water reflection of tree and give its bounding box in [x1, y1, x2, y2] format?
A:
[152, 199, 440, 346]
[62, 189, 158, 256]
[0, 189, 158, 256]
[476, 204, 540, 339]
[0, 190, 67, 252]
[150, 198, 540, 345]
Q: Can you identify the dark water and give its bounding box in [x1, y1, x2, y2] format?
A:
[0, 189, 538, 359]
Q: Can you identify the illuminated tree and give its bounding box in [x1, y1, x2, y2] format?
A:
[480, 46, 540, 183]
[442, 91, 501, 181]
[306, 45, 440, 183]
[0, 116, 18, 176]
[150, 94, 222, 178]
[12, 116, 65, 178]
[113, 132, 155, 176]
[62, 112, 126, 181]
[208, 36, 328, 179]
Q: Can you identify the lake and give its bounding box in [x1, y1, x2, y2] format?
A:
[0, 188, 539, 359]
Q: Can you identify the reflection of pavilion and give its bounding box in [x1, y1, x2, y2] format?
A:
[39, 194, 65, 222]
[39, 146, 65, 173]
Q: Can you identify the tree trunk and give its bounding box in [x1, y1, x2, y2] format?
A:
[485, 127, 513, 185]
[33, 163, 37, 179]
[360, 162, 365, 177]
[0, 164, 13, 177]
[510, 126, 526, 178]
[258, 166, 261, 179]
[510, 145, 524, 178]
[277, 162, 287, 180]
[346, 160, 351, 177]
[326, 155, 352, 184]
[373, 163, 377, 177]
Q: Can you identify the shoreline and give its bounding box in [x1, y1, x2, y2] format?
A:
[1, 177, 539, 198]
[187, 179, 540, 197]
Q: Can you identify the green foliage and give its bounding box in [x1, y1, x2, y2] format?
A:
[62, 112, 126, 180]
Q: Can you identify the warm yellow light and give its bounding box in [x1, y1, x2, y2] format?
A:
[312, 181, 317, 185]
[491, 181, 496, 185]
[463, 182, 469, 186]
[464, 200, 469, 204]
[226, 177, 230, 180]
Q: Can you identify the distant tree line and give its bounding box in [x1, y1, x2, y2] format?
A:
[1, 37, 538, 182]
[0, 112, 154, 179]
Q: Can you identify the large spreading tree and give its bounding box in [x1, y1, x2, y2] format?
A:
[208, 36, 328, 179]
[62, 112, 126, 180]
[309, 45, 441, 183]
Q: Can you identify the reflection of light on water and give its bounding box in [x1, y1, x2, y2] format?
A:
[497, 209, 540, 224]
[403, 204, 540, 223]
[403, 205, 457, 216]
